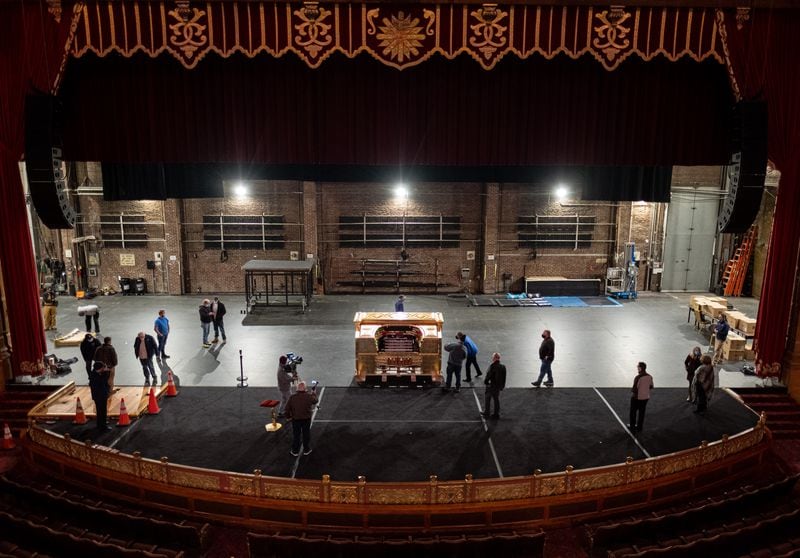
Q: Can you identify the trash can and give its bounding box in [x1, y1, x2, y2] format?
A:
[118, 277, 132, 296]
[135, 277, 147, 295]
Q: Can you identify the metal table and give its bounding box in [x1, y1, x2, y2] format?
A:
[242, 259, 315, 312]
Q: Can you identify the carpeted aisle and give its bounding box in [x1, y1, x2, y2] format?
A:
[43, 387, 760, 482]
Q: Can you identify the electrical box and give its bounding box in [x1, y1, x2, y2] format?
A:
[461, 267, 470, 279]
[154, 251, 163, 261]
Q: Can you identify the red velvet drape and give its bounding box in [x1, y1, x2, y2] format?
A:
[722, 9, 800, 375]
[0, 2, 73, 376]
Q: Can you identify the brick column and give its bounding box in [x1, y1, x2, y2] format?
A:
[302, 181, 322, 294]
[482, 183, 500, 294]
[162, 199, 183, 295]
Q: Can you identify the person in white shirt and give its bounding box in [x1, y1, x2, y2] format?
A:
[628, 361, 654, 432]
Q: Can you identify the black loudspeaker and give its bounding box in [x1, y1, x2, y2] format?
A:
[146, 260, 156, 270]
[24, 94, 76, 229]
[718, 101, 768, 234]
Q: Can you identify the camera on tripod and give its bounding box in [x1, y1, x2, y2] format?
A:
[284, 352, 303, 375]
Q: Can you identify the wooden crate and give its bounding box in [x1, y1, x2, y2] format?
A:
[690, 296, 708, 310]
[725, 349, 744, 361]
[738, 317, 756, 334]
[706, 302, 726, 318]
[744, 348, 756, 361]
[724, 311, 745, 330]
[725, 332, 746, 351]
[707, 296, 728, 307]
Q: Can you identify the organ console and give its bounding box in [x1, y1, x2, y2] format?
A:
[353, 312, 443, 387]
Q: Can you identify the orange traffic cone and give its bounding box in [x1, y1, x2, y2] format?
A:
[166, 370, 178, 397]
[73, 397, 88, 425]
[117, 398, 131, 427]
[147, 387, 161, 415]
[2, 423, 15, 450]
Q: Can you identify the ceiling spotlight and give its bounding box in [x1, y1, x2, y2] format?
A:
[234, 182, 248, 197]
[555, 184, 569, 201]
[395, 184, 409, 199]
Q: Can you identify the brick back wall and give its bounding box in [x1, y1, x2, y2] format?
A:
[318, 183, 483, 293]
[182, 181, 303, 294]
[494, 185, 617, 292]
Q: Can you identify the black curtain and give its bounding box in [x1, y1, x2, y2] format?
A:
[62, 51, 732, 169]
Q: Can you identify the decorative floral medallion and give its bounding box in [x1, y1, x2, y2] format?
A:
[167, 7, 208, 61]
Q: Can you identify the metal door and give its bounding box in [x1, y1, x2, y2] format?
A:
[661, 187, 719, 292]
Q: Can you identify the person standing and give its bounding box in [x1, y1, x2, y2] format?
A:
[277, 355, 296, 417]
[481, 352, 506, 419]
[394, 295, 406, 312]
[134, 331, 159, 385]
[694, 355, 715, 414]
[532, 329, 555, 387]
[79, 333, 101, 378]
[713, 315, 730, 365]
[285, 381, 318, 456]
[442, 335, 467, 393]
[89, 361, 111, 431]
[199, 299, 213, 348]
[460, 332, 482, 382]
[93, 337, 118, 393]
[211, 296, 227, 344]
[154, 309, 170, 359]
[628, 362, 654, 432]
[42, 287, 58, 331]
[684, 346, 703, 402]
[78, 303, 100, 333]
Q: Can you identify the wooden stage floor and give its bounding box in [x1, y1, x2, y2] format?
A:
[31, 384, 167, 420]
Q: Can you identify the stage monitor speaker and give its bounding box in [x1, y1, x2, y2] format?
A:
[24, 94, 76, 229]
[718, 101, 767, 234]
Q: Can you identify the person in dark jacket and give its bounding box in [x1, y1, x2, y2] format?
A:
[684, 346, 703, 402]
[199, 299, 213, 347]
[89, 361, 111, 431]
[93, 337, 118, 393]
[394, 295, 406, 312]
[481, 352, 507, 419]
[713, 315, 730, 365]
[459, 332, 482, 382]
[442, 335, 467, 393]
[134, 331, 159, 385]
[211, 296, 227, 343]
[285, 381, 318, 456]
[532, 329, 555, 387]
[694, 355, 715, 414]
[79, 333, 101, 378]
[628, 362, 654, 432]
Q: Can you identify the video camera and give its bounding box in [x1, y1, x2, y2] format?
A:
[284, 352, 303, 375]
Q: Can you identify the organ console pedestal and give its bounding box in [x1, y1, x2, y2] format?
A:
[353, 312, 443, 387]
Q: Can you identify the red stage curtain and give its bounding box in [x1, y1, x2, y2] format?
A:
[0, 2, 73, 376]
[59, 53, 732, 168]
[722, 9, 800, 375]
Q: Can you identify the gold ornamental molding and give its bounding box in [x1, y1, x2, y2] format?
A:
[69, 2, 725, 71]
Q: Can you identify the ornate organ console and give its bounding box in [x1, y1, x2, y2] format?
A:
[353, 312, 443, 386]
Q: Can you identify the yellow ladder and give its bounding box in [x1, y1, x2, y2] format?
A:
[723, 225, 757, 297]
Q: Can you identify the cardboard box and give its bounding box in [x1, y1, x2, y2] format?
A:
[690, 296, 708, 310]
[744, 349, 756, 361]
[738, 317, 757, 334]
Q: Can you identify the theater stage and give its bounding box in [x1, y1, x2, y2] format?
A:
[43, 386, 760, 483]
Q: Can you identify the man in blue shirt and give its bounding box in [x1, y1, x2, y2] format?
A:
[154, 309, 171, 360]
[713, 315, 730, 365]
[394, 295, 406, 312]
[459, 332, 482, 381]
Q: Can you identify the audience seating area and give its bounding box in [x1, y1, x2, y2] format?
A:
[247, 530, 546, 558]
[584, 474, 800, 558]
[0, 474, 210, 558]
[0, 383, 57, 437]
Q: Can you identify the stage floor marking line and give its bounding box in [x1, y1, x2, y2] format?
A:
[314, 419, 483, 423]
[593, 387, 651, 458]
[472, 389, 504, 478]
[290, 386, 325, 480]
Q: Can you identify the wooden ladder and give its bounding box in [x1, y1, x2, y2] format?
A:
[723, 225, 757, 297]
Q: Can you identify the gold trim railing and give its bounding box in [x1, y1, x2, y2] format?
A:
[27, 414, 767, 506]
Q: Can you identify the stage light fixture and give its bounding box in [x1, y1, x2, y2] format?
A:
[555, 184, 569, 201]
[234, 182, 248, 197]
[395, 184, 409, 199]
